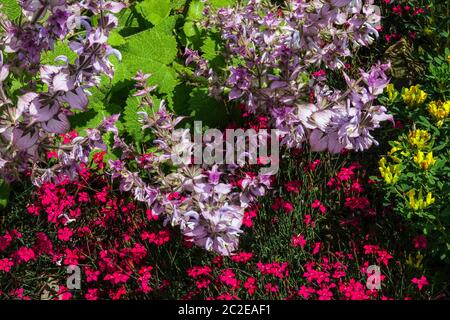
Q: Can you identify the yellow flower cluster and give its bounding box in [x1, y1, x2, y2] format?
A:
[385, 84, 398, 102]
[407, 189, 435, 211]
[408, 129, 431, 149]
[428, 100, 450, 127]
[406, 253, 424, 269]
[402, 85, 427, 107]
[379, 157, 401, 184]
[388, 141, 410, 162]
[413, 151, 436, 170]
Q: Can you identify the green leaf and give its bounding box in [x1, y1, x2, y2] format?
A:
[123, 95, 145, 143]
[201, 36, 221, 61]
[117, 6, 143, 28]
[183, 20, 198, 38]
[173, 83, 194, 116]
[114, 28, 179, 95]
[210, 0, 236, 8]
[137, 0, 171, 26]
[148, 64, 179, 96]
[0, 0, 21, 20]
[152, 14, 180, 35]
[108, 31, 126, 47]
[201, 34, 225, 69]
[171, 0, 187, 10]
[188, 88, 229, 127]
[8, 78, 23, 99]
[125, 29, 177, 65]
[41, 41, 77, 65]
[187, 0, 205, 20]
[123, 95, 159, 143]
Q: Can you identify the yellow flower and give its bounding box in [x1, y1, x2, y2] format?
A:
[407, 189, 435, 211]
[388, 140, 409, 162]
[385, 83, 398, 102]
[402, 85, 427, 107]
[389, 144, 402, 155]
[428, 100, 450, 127]
[408, 129, 431, 149]
[379, 157, 401, 184]
[426, 192, 435, 206]
[413, 151, 436, 170]
[424, 28, 433, 36]
[406, 253, 424, 269]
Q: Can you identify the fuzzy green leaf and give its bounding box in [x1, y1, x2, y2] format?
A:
[152, 14, 180, 35]
[201, 36, 220, 61]
[137, 0, 171, 26]
[108, 31, 126, 47]
[171, 0, 187, 10]
[41, 41, 77, 65]
[187, 0, 205, 20]
[210, 0, 236, 8]
[188, 88, 229, 127]
[0, 0, 21, 20]
[114, 28, 179, 95]
[123, 95, 160, 143]
[123, 95, 145, 143]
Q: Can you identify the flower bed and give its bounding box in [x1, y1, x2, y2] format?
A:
[0, 0, 449, 300]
